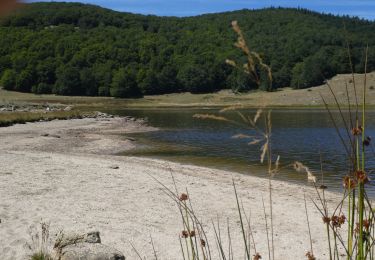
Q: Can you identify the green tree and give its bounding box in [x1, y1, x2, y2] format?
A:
[110, 67, 142, 98]
[31, 82, 52, 94]
[157, 65, 178, 93]
[0, 69, 17, 90]
[177, 64, 214, 93]
[291, 62, 306, 89]
[137, 68, 159, 95]
[92, 62, 114, 96]
[226, 69, 256, 92]
[291, 54, 327, 89]
[15, 68, 35, 92]
[0, 55, 11, 78]
[80, 68, 98, 96]
[36, 59, 57, 85]
[54, 66, 82, 95]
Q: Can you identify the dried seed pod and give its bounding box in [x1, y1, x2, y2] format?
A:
[331, 214, 346, 228]
[306, 252, 316, 260]
[322, 216, 331, 224]
[343, 176, 357, 189]
[181, 230, 189, 238]
[351, 127, 362, 136]
[179, 193, 188, 201]
[354, 170, 370, 184]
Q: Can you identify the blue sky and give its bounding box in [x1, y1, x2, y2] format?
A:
[24, 0, 375, 20]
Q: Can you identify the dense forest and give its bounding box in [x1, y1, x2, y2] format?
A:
[0, 2, 374, 97]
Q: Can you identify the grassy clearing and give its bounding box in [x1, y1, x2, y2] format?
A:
[0, 110, 92, 127]
[0, 89, 114, 106]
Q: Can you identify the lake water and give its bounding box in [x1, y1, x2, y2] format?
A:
[110, 108, 375, 196]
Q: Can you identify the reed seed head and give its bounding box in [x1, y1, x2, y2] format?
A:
[354, 222, 370, 234]
[354, 170, 370, 184]
[179, 193, 188, 201]
[181, 230, 189, 238]
[253, 253, 262, 260]
[293, 161, 306, 172]
[322, 216, 331, 224]
[343, 176, 357, 189]
[351, 126, 362, 136]
[200, 239, 206, 247]
[181, 230, 195, 238]
[331, 214, 346, 228]
[306, 252, 316, 260]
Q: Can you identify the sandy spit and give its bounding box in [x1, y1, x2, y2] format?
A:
[0, 116, 345, 259]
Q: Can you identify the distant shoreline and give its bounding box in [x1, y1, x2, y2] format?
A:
[1, 72, 374, 112]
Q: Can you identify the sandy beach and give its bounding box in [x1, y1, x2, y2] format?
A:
[0, 116, 345, 259]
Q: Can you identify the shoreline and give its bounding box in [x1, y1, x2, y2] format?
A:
[0, 116, 345, 259]
[1, 71, 375, 112]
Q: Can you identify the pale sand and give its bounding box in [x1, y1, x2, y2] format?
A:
[0, 117, 345, 259]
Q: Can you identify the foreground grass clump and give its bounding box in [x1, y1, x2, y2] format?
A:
[31, 252, 52, 260]
[0, 110, 91, 127]
[27, 222, 53, 260]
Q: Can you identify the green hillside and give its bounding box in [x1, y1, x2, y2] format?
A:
[0, 2, 374, 97]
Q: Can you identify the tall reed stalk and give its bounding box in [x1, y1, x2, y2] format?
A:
[312, 41, 374, 259]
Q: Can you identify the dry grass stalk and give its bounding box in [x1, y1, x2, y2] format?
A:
[253, 109, 262, 124]
[219, 104, 245, 113]
[193, 114, 232, 123]
[231, 133, 253, 139]
[195, 19, 279, 253]
[293, 162, 317, 183]
[27, 222, 53, 260]
[226, 21, 272, 91]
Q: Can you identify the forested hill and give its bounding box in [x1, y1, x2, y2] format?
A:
[0, 3, 374, 97]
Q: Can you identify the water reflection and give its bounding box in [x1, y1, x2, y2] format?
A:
[109, 108, 375, 196]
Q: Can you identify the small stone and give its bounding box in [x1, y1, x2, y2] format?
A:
[85, 231, 101, 243]
[109, 166, 119, 169]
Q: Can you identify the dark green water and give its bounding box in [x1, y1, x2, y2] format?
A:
[110, 108, 375, 196]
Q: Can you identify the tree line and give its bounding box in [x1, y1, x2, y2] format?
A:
[0, 2, 374, 97]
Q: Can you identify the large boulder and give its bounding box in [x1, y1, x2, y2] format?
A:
[54, 231, 125, 260]
[59, 243, 125, 260]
